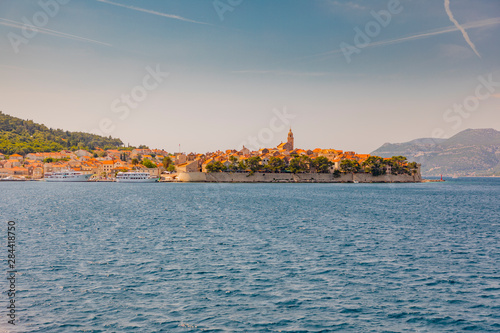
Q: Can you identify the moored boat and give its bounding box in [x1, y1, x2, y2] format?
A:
[115, 171, 157, 183]
[45, 170, 92, 182]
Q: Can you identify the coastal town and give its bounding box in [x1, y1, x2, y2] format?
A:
[0, 129, 420, 182]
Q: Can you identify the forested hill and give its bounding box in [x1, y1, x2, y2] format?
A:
[0, 111, 123, 155]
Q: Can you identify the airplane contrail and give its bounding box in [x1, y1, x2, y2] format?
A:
[96, 0, 212, 26]
[234, 17, 499, 72]
[444, 0, 481, 58]
[302, 17, 500, 62]
[0, 18, 112, 46]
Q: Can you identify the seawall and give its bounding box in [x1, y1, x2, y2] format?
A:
[177, 172, 422, 183]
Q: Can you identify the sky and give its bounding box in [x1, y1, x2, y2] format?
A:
[0, 0, 499, 154]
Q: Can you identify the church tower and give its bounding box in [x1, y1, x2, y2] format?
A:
[277, 128, 294, 151]
[287, 128, 294, 150]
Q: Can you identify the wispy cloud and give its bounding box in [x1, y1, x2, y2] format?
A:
[232, 70, 366, 78]
[310, 17, 500, 59]
[444, 0, 481, 58]
[232, 70, 336, 77]
[438, 43, 474, 60]
[362, 18, 498, 50]
[0, 18, 112, 46]
[331, 1, 367, 11]
[96, 0, 211, 26]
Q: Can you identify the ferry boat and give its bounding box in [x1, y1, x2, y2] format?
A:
[115, 171, 158, 183]
[45, 170, 92, 182]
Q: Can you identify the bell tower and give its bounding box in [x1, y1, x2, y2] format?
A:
[287, 128, 294, 150]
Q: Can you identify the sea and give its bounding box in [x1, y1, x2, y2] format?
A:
[0, 178, 499, 332]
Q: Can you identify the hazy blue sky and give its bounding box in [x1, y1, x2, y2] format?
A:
[1, 0, 499, 153]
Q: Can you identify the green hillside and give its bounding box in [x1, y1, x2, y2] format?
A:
[0, 111, 124, 155]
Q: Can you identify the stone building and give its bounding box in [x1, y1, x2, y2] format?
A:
[277, 129, 294, 151]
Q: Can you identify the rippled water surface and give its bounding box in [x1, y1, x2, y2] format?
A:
[1, 178, 499, 332]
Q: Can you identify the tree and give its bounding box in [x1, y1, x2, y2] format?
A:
[115, 168, 128, 176]
[205, 162, 216, 173]
[267, 156, 286, 173]
[162, 156, 173, 170]
[288, 158, 301, 173]
[246, 156, 262, 174]
[42, 157, 68, 163]
[166, 164, 176, 173]
[388, 156, 408, 174]
[312, 156, 332, 173]
[0, 111, 124, 155]
[228, 156, 239, 171]
[288, 155, 311, 173]
[237, 160, 246, 171]
[340, 159, 360, 173]
[407, 162, 418, 175]
[362, 156, 386, 176]
[142, 159, 156, 168]
[206, 161, 226, 172]
[391, 155, 408, 165]
[131, 158, 139, 166]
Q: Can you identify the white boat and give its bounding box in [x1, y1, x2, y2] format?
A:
[45, 170, 92, 182]
[115, 171, 158, 183]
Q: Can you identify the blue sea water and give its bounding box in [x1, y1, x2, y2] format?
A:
[0, 178, 499, 332]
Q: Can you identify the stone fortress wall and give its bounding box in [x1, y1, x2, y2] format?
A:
[177, 172, 422, 183]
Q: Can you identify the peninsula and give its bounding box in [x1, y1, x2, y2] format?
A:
[0, 112, 421, 183]
[175, 129, 421, 183]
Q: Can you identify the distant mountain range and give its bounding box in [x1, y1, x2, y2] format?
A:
[371, 129, 500, 177]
